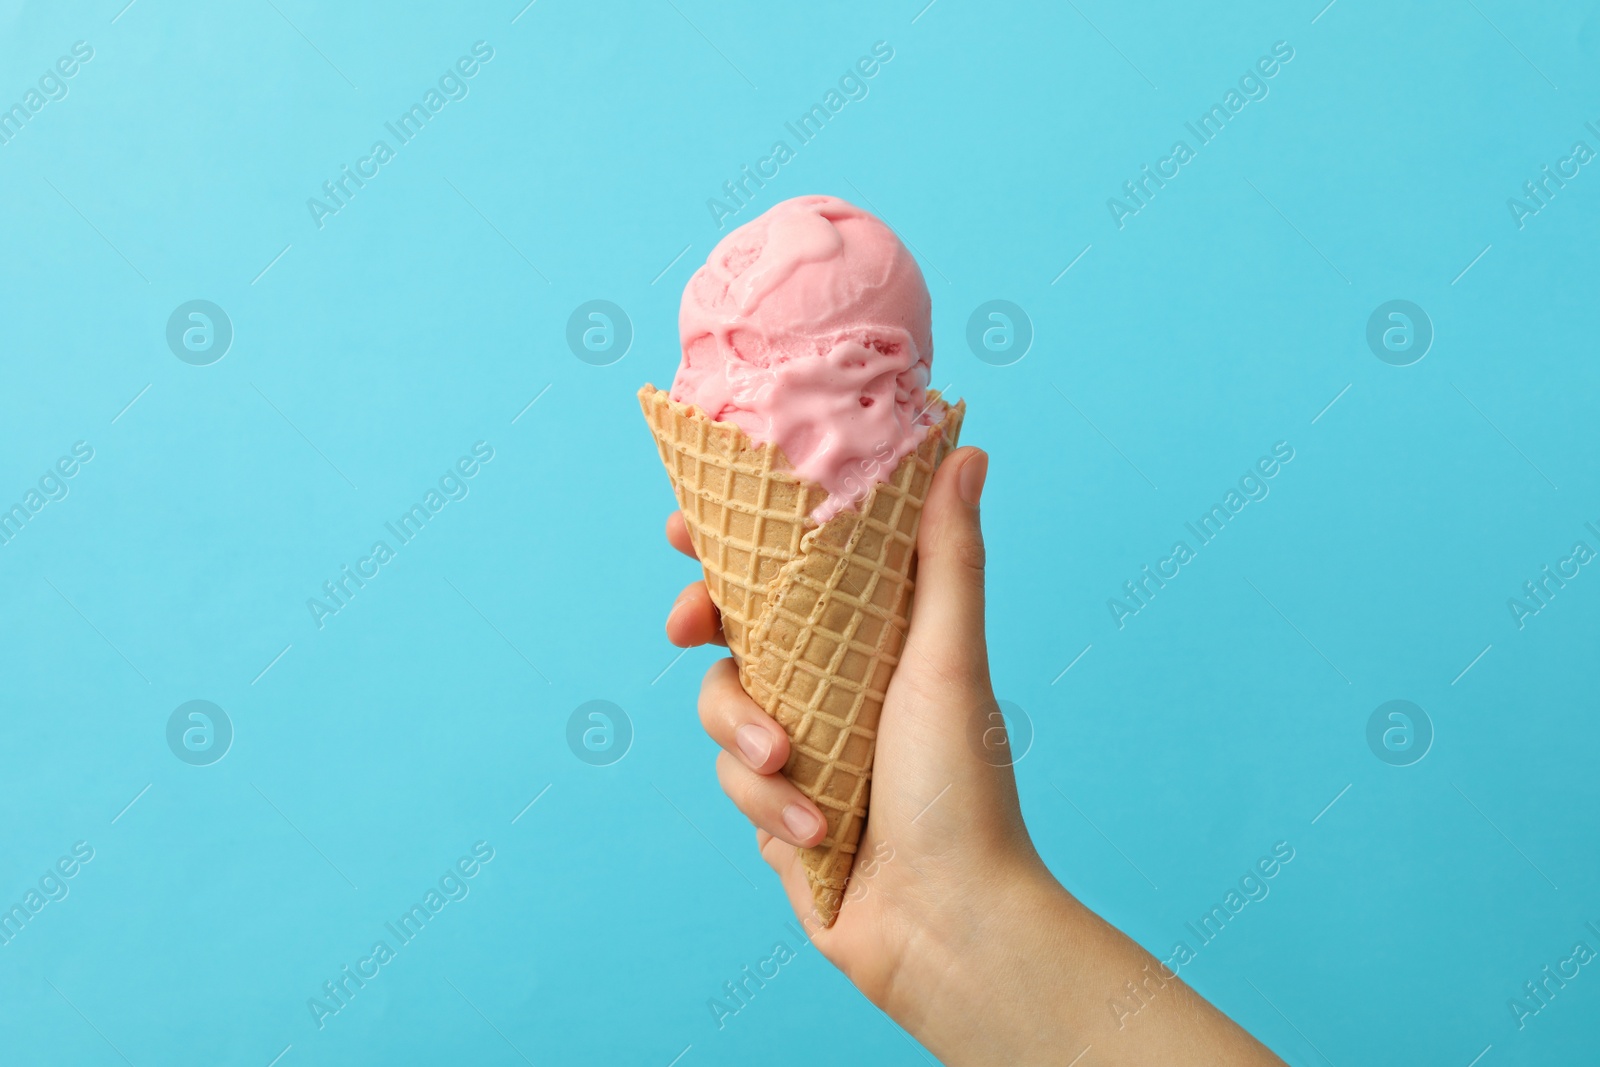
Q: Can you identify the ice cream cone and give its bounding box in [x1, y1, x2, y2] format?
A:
[640, 384, 964, 925]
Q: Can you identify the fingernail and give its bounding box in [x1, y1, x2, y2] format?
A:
[735, 724, 771, 767]
[959, 449, 988, 507]
[783, 803, 823, 843]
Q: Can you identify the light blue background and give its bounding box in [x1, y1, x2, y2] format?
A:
[2, 0, 1597, 1064]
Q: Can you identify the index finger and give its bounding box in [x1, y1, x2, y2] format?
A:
[666, 512, 698, 560]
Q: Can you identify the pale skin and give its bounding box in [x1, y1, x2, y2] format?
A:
[664, 445, 1287, 1066]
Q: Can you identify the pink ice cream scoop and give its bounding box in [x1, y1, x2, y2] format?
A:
[671, 194, 934, 523]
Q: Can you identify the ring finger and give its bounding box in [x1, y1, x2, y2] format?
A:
[716, 751, 828, 848]
[698, 658, 787, 773]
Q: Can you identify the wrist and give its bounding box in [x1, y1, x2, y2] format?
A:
[879, 856, 1084, 1064]
[875, 856, 1285, 1067]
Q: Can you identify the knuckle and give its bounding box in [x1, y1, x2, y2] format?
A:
[923, 507, 986, 577]
[714, 751, 743, 795]
[698, 661, 745, 736]
[717, 751, 770, 806]
[697, 674, 724, 733]
[952, 531, 986, 575]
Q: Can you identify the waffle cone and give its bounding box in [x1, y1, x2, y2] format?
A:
[640, 385, 964, 925]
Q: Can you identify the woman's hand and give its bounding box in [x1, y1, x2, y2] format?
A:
[664, 446, 1285, 1067]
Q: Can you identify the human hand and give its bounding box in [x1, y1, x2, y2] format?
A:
[664, 446, 1285, 1066]
[665, 445, 1039, 990]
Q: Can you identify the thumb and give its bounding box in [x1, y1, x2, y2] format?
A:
[904, 446, 991, 690]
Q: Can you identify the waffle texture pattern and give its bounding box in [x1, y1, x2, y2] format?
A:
[640, 385, 964, 924]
